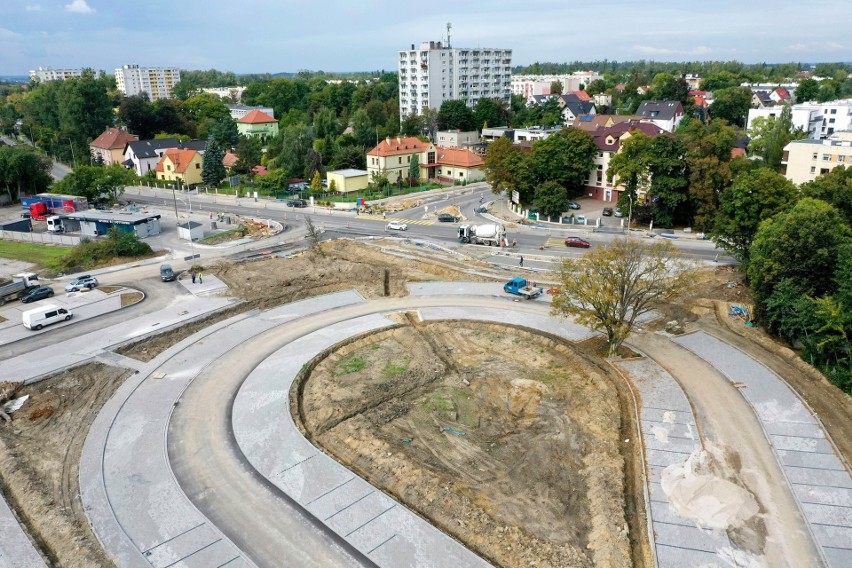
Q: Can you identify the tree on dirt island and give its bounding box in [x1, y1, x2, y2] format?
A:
[711, 168, 797, 263]
[437, 99, 476, 132]
[534, 181, 568, 218]
[202, 141, 226, 188]
[552, 238, 694, 357]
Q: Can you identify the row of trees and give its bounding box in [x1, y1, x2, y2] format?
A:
[0, 144, 53, 201]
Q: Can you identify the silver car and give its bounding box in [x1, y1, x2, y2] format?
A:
[65, 275, 98, 292]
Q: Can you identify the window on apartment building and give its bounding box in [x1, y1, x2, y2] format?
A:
[167, 165, 171, 171]
[830, 109, 837, 114]
[196, 163, 200, 169]
[813, 152, 818, 160]
[407, 156, 411, 163]
[810, 167, 816, 173]
[823, 155, 830, 161]
[821, 168, 830, 174]
[398, 157, 402, 164]
[829, 118, 835, 123]
[838, 155, 845, 163]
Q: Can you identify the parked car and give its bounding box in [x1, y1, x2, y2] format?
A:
[602, 207, 614, 216]
[567, 201, 581, 210]
[386, 221, 408, 231]
[614, 208, 624, 218]
[574, 215, 587, 224]
[287, 199, 308, 208]
[565, 237, 591, 248]
[64, 275, 98, 292]
[437, 213, 459, 222]
[20, 286, 54, 303]
[475, 206, 488, 213]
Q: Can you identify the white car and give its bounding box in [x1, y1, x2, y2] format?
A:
[386, 221, 408, 231]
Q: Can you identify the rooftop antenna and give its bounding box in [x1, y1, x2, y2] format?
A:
[446, 22, 452, 49]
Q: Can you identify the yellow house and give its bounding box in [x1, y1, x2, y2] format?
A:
[237, 109, 279, 141]
[90, 128, 138, 165]
[366, 136, 436, 184]
[327, 169, 369, 193]
[155, 148, 204, 186]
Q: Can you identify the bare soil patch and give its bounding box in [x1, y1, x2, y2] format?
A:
[295, 321, 633, 568]
[0, 363, 130, 567]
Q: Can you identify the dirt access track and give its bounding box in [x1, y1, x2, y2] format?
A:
[0, 239, 849, 567]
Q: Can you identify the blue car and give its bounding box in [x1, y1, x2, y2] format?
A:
[20, 286, 55, 303]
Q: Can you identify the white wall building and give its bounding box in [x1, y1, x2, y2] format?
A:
[435, 130, 480, 148]
[782, 131, 852, 185]
[747, 99, 852, 140]
[115, 65, 181, 99]
[201, 86, 246, 101]
[398, 40, 512, 117]
[28, 67, 83, 82]
[511, 72, 603, 98]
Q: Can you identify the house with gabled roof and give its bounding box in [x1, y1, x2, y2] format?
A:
[366, 136, 435, 184]
[751, 91, 774, 109]
[635, 101, 684, 132]
[557, 94, 596, 124]
[122, 138, 207, 177]
[770, 87, 791, 103]
[90, 128, 138, 165]
[584, 121, 668, 202]
[571, 114, 642, 132]
[155, 148, 204, 186]
[434, 147, 485, 183]
[237, 109, 278, 141]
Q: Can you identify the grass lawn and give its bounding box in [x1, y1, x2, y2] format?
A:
[0, 241, 72, 271]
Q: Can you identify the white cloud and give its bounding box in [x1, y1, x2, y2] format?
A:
[65, 0, 95, 14]
[26, 4, 43, 11]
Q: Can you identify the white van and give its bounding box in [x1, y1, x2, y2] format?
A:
[22, 304, 73, 330]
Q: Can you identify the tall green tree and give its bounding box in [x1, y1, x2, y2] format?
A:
[799, 166, 852, 225]
[208, 118, 239, 149]
[645, 135, 689, 227]
[201, 141, 226, 187]
[712, 168, 797, 262]
[795, 78, 819, 102]
[534, 181, 569, 217]
[52, 164, 137, 204]
[709, 87, 752, 127]
[530, 127, 597, 195]
[408, 153, 420, 184]
[437, 99, 476, 131]
[483, 137, 524, 194]
[473, 98, 506, 130]
[0, 145, 53, 201]
[234, 135, 262, 174]
[607, 131, 654, 212]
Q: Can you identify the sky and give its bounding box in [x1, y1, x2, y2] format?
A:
[0, 0, 849, 76]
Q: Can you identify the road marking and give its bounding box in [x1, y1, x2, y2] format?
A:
[545, 237, 565, 248]
[357, 214, 434, 226]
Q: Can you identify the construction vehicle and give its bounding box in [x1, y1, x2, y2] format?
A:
[0, 273, 41, 305]
[457, 223, 506, 246]
[503, 277, 543, 300]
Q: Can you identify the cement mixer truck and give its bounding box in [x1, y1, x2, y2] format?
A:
[457, 223, 505, 246]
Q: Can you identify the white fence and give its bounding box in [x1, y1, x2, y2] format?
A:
[0, 230, 81, 246]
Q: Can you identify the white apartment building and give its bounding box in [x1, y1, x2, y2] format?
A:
[28, 67, 83, 82]
[511, 72, 603, 98]
[782, 131, 852, 185]
[115, 65, 181, 99]
[398, 40, 512, 117]
[747, 99, 852, 140]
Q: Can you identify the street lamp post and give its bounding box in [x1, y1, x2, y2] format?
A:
[176, 197, 196, 260]
[627, 191, 633, 234]
[67, 138, 77, 168]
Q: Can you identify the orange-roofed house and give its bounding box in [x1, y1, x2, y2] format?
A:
[155, 148, 204, 186]
[366, 136, 436, 184]
[237, 109, 279, 141]
[90, 128, 138, 165]
[435, 148, 485, 183]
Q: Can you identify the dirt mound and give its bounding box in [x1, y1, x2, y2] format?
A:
[295, 322, 631, 568]
[0, 363, 130, 567]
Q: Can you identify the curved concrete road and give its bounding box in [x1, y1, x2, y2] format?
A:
[79, 285, 845, 568]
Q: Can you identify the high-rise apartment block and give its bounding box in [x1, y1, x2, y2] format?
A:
[115, 65, 181, 99]
[398, 40, 512, 117]
[29, 67, 84, 82]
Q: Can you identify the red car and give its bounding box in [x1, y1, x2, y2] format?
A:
[565, 237, 591, 248]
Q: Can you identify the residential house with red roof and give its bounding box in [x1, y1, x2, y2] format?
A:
[90, 128, 138, 166]
[366, 136, 436, 184]
[237, 109, 279, 141]
[155, 148, 204, 186]
[584, 121, 667, 202]
[434, 147, 485, 183]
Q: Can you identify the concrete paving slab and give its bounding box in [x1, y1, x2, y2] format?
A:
[417, 306, 595, 341]
[233, 309, 502, 567]
[0, 494, 46, 568]
[0, 291, 124, 344]
[673, 330, 852, 567]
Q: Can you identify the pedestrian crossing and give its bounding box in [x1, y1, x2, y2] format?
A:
[358, 214, 435, 226]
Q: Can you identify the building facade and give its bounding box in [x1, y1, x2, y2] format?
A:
[236, 110, 279, 141]
[398, 40, 512, 117]
[28, 67, 83, 82]
[782, 131, 852, 185]
[511, 72, 603, 98]
[435, 130, 480, 148]
[90, 128, 138, 166]
[155, 149, 204, 186]
[747, 99, 852, 140]
[227, 104, 275, 121]
[115, 65, 181, 99]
